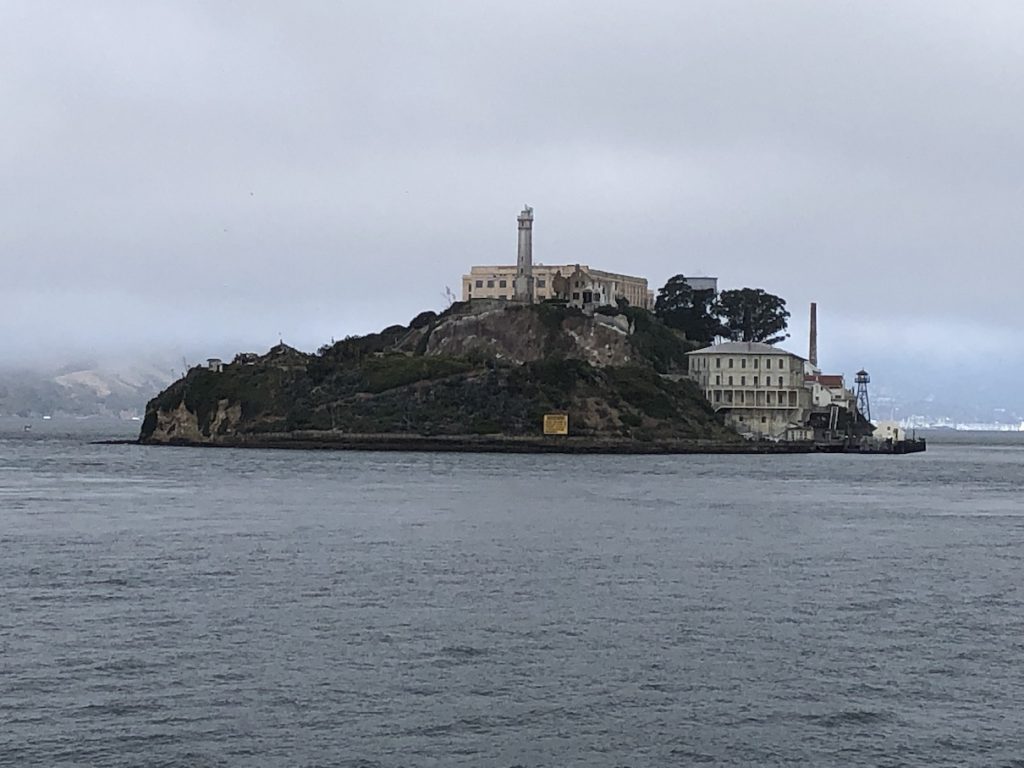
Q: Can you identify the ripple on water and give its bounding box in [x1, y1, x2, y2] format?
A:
[4, 434, 1024, 766]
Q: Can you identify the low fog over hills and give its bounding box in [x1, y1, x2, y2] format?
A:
[0, 360, 178, 418]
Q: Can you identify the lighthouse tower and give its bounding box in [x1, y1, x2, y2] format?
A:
[513, 205, 534, 302]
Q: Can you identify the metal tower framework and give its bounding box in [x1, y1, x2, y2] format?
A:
[855, 369, 871, 422]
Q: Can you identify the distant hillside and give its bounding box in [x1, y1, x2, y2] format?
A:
[0, 363, 176, 418]
[141, 301, 739, 450]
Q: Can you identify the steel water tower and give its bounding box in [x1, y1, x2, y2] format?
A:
[855, 369, 871, 421]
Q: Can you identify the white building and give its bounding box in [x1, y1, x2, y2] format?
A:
[685, 341, 813, 439]
[804, 372, 856, 411]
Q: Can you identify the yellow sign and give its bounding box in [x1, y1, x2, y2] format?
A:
[543, 413, 569, 435]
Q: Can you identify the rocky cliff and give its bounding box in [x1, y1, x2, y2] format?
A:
[140, 302, 738, 449]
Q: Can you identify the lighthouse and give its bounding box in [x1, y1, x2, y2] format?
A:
[513, 205, 534, 302]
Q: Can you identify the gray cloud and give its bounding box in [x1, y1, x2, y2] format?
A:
[3, 1, 1023, 397]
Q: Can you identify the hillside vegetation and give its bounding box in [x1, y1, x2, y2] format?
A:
[141, 301, 736, 446]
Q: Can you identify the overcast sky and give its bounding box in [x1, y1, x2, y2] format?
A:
[3, 1, 1023, 387]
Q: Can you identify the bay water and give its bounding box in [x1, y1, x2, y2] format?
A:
[2, 421, 1023, 766]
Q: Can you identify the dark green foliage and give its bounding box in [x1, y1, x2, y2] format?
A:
[140, 409, 158, 437]
[716, 288, 790, 344]
[528, 358, 595, 398]
[654, 275, 721, 345]
[316, 324, 410, 364]
[594, 303, 693, 372]
[143, 304, 738, 444]
[654, 274, 694, 317]
[606, 367, 676, 419]
[623, 307, 696, 374]
[438, 300, 471, 319]
[409, 310, 438, 329]
[619, 411, 643, 428]
[532, 301, 583, 333]
[146, 365, 285, 437]
[469, 418, 503, 435]
[359, 356, 473, 393]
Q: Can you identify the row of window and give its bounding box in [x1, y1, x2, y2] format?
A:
[716, 357, 781, 370]
[712, 375, 788, 387]
[694, 356, 787, 371]
[472, 278, 548, 289]
[709, 390, 798, 406]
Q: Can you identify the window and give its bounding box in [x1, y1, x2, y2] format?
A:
[475, 280, 483, 288]
[715, 375, 721, 385]
[761, 416, 767, 423]
[767, 392, 773, 404]
[740, 376, 746, 386]
[728, 359, 734, 369]
[537, 279, 546, 288]
[766, 359, 772, 370]
[778, 376, 784, 387]
[754, 359, 759, 369]
[499, 279, 507, 288]
[716, 358, 721, 368]
[728, 376, 733, 385]
[741, 359, 747, 369]
[572, 292, 580, 300]
[714, 391, 721, 403]
[487, 280, 495, 288]
[753, 376, 758, 386]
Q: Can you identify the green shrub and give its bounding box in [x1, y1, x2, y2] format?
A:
[606, 367, 677, 420]
[359, 356, 473, 393]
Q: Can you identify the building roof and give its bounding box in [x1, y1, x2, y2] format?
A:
[806, 374, 845, 388]
[686, 341, 804, 359]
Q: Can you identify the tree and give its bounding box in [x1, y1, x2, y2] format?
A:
[654, 274, 693, 318]
[654, 275, 719, 344]
[715, 288, 790, 344]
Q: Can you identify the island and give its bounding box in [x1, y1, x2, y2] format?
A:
[139, 300, 799, 453]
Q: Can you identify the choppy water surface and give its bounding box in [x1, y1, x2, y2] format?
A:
[2, 423, 1024, 766]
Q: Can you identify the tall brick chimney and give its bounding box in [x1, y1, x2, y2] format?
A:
[809, 302, 818, 367]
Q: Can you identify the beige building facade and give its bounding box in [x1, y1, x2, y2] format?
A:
[686, 341, 813, 439]
[462, 264, 651, 309]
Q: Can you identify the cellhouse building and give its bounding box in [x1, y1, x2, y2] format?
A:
[462, 206, 653, 310]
